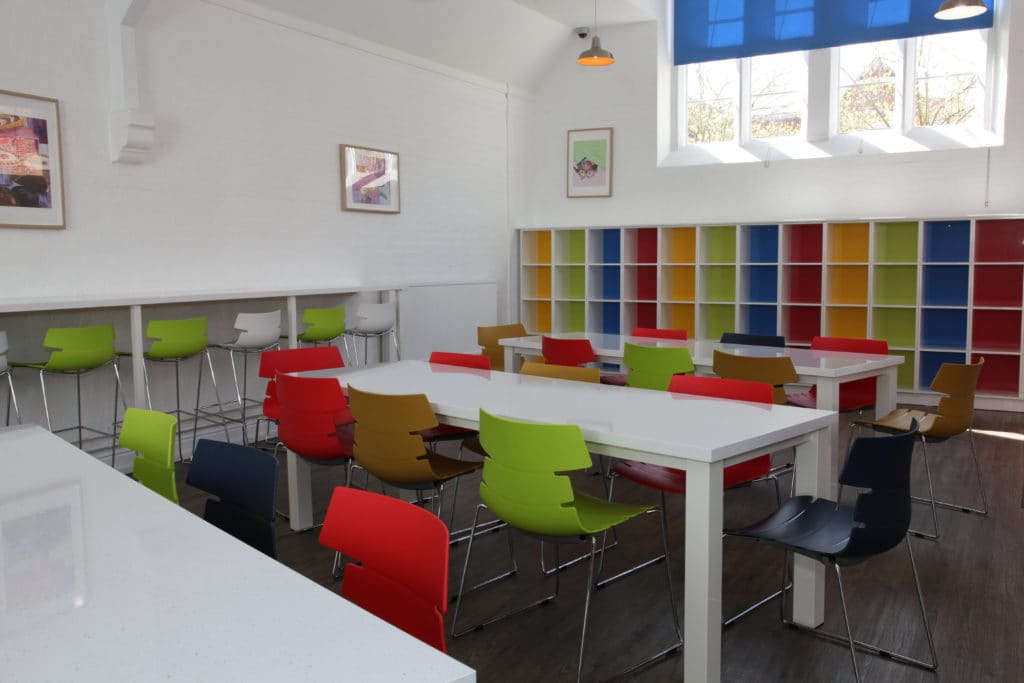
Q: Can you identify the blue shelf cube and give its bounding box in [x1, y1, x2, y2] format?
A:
[748, 225, 779, 263]
[924, 221, 970, 263]
[920, 351, 966, 388]
[600, 266, 620, 299]
[922, 265, 969, 306]
[599, 229, 621, 264]
[601, 302, 620, 334]
[747, 305, 778, 336]
[746, 265, 778, 303]
[921, 308, 967, 349]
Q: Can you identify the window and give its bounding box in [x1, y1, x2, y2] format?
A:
[750, 51, 807, 139]
[838, 41, 901, 133]
[914, 30, 987, 128]
[686, 59, 738, 144]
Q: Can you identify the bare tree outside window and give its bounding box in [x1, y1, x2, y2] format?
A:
[750, 51, 806, 139]
[838, 41, 900, 133]
[915, 31, 986, 128]
[686, 60, 738, 144]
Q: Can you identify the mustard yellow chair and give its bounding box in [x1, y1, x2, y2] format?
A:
[477, 323, 528, 372]
[520, 360, 600, 384]
[712, 349, 798, 405]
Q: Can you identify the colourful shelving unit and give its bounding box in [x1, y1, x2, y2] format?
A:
[520, 218, 1024, 405]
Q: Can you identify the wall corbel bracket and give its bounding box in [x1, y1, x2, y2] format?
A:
[107, 0, 154, 163]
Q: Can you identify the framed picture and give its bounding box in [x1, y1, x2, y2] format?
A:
[0, 90, 65, 229]
[567, 127, 613, 198]
[340, 144, 400, 214]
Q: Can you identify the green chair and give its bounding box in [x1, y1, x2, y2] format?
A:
[624, 342, 695, 390]
[139, 317, 231, 460]
[297, 305, 355, 362]
[120, 407, 179, 504]
[12, 324, 126, 465]
[451, 409, 681, 682]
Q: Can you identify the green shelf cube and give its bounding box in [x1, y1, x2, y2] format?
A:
[704, 266, 736, 302]
[873, 266, 918, 306]
[560, 302, 585, 332]
[567, 230, 586, 263]
[702, 304, 735, 340]
[703, 226, 737, 263]
[891, 350, 916, 390]
[873, 308, 916, 348]
[875, 222, 919, 263]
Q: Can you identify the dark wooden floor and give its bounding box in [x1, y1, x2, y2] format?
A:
[174, 407, 1024, 682]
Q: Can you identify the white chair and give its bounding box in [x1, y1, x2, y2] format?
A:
[211, 311, 281, 444]
[347, 303, 399, 365]
[0, 331, 22, 425]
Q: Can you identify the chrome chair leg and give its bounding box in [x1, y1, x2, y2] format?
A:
[38, 370, 52, 431]
[203, 349, 232, 445]
[834, 564, 862, 682]
[907, 536, 939, 669]
[911, 429, 990, 517]
[2, 370, 20, 424]
[576, 537, 599, 683]
[911, 438, 941, 540]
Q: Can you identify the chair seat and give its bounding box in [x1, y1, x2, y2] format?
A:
[600, 373, 627, 386]
[571, 490, 653, 535]
[424, 451, 484, 481]
[855, 408, 937, 435]
[614, 455, 772, 494]
[418, 423, 478, 442]
[727, 496, 860, 564]
[786, 390, 817, 409]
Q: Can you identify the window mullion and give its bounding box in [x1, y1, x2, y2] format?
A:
[901, 37, 916, 132]
[738, 58, 751, 144]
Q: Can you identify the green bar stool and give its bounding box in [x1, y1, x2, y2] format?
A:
[0, 331, 22, 425]
[120, 407, 179, 504]
[297, 305, 355, 362]
[138, 317, 231, 460]
[11, 324, 126, 465]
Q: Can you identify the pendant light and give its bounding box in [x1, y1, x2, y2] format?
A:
[578, 0, 614, 67]
[935, 0, 989, 20]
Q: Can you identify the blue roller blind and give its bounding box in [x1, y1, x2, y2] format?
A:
[675, 0, 993, 65]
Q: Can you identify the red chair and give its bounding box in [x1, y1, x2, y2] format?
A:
[632, 326, 687, 340]
[319, 486, 450, 652]
[275, 371, 355, 478]
[256, 346, 344, 444]
[540, 336, 598, 367]
[788, 336, 889, 411]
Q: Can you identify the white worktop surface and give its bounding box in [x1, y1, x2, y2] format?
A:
[0, 425, 474, 682]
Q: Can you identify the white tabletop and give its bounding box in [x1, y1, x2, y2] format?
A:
[499, 333, 903, 379]
[0, 282, 406, 314]
[0, 425, 474, 683]
[311, 360, 834, 466]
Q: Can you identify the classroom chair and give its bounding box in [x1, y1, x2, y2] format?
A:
[347, 302, 399, 364]
[623, 342, 695, 390]
[0, 331, 21, 425]
[788, 336, 889, 411]
[451, 409, 681, 682]
[726, 422, 935, 682]
[319, 487, 450, 652]
[211, 310, 282, 445]
[296, 305, 356, 362]
[713, 349, 798, 405]
[541, 335, 598, 367]
[720, 332, 786, 347]
[520, 360, 600, 383]
[120, 407, 178, 504]
[255, 345, 344, 447]
[631, 326, 687, 340]
[477, 323, 528, 371]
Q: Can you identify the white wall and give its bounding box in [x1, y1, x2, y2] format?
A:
[0, 0, 510, 303]
[519, 17, 1024, 228]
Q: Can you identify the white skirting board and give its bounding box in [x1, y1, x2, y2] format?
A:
[397, 281, 498, 360]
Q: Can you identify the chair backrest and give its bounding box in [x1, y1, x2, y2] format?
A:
[624, 343, 695, 390]
[477, 323, 527, 371]
[478, 408, 594, 537]
[258, 347, 345, 418]
[668, 375, 774, 486]
[720, 332, 786, 348]
[347, 385, 439, 484]
[275, 372, 353, 459]
[41, 324, 117, 371]
[319, 487, 449, 652]
[541, 336, 597, 367]
[712, 349, 798, 404]
[145, 317, 209, 359]
[0, 330, 8, 370]
[809, 336, 889, 410]
[428, 351, 492, 370]
[299, 306, 347, 342]
[120, 407, 178, 504]
[187, 439, 279, 558]
[351, 303, 396, 334]
[837, 421, 919, 558]
[632, 326, 687, 340]
[927, 359, 984, 438]
[231, 311, 282, 349]
[520, 360, 600, 383]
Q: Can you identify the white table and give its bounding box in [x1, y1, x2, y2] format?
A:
[287, 360, 836, 683]
[500, 333, 903, 415]
[0, 283, 404, 408]
[0, 424, 474, 683]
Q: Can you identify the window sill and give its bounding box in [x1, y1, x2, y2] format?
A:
[660, 126, 1003, 167]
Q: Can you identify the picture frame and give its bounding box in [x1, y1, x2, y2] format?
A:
[567, 127, 613, 198]
[0, 89, 65, 230]
[340, 144, 400, 214]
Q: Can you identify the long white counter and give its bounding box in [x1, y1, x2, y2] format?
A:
[0, 424, 474, 682]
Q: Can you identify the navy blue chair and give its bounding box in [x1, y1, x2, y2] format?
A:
[719, 332, 786, 347]
[187, 439, 279, 558]
[725, 421, 935, 682]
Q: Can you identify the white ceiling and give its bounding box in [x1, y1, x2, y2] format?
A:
[241, 0, 658, 88]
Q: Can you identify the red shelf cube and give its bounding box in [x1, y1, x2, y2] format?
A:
[784, 306, 822, 345]
[785, 224, 823, 263]
[973, 265, 1024, 307]
[972, 353, 1020, 395]
[637, 229, 658, 264]
[971, 309, 1022, 351]
[785, 265, 822, 304]
[636, 302, 657, 328]
[975, 220, 1024, 263]
[636, 266, 657, 300]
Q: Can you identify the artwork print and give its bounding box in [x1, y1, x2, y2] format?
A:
[0, 90, 64, 229]
[567, 128, 613, 198]
[340, 144, 400, 214]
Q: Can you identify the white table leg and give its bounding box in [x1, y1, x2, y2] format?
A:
[286, 296, 298, 349]
[814, 378, 841, 498]
[875, 366, 898, 417]
[790, 425, 833, 627]
[286, 448, 314, 531]
[684, 460, 724, 683]
[503, 346, 516, 373]
[129, 304, 145, 408]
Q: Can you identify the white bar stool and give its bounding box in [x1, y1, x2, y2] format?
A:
[211, 311, 281, 445]
[347, 303, 399, 365]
